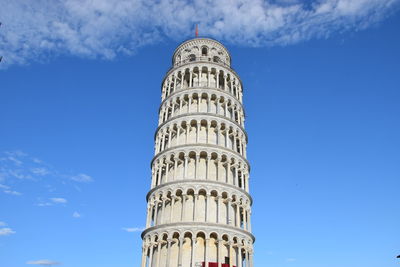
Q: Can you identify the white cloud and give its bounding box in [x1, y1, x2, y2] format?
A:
[38, 197, 68, 206]
[69, 173, 93, 183]
[122, 227, 144, 232]
[50, 198, 67, 204]
[0, 183, 22, 196]
[72, 212, 81, 218]
[0, 184, 9, 190]
[0, 227, 16, 236]
[4, 189, 22, 196]
[7, 156, 23, 166]
[0, 0, 399, 68]
[0, 221, 6, 226]
[37, 202, 53, 207]
[32, 158, 43, 164]
[8, 169, 32, 180]
[26, 260, 61, 265]
[31, 168, 50, 176]
[0, 151, 93, 197]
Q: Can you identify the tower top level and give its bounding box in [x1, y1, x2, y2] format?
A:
[172, 38, 231, 68]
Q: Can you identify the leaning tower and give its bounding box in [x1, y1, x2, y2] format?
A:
[141, 38, 254, 267]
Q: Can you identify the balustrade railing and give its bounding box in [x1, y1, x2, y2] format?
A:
[175, 56, 230, 68]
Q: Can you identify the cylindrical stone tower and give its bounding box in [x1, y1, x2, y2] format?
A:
[141, 38, 254, 267]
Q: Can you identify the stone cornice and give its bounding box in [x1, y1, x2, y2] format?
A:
[146, 179, 253, 205]
[141, 221, 255, 242]
[159, 87, 244, 113]
[151, 143, 251, 171]
[154, 113, 248, 142]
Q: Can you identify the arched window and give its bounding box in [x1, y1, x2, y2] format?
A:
[188, 54, 196, 62]
[213, 56, 220, 63]
[202, 47, 208, 56]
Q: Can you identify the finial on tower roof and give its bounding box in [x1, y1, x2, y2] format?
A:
[195, 24, 198, 38]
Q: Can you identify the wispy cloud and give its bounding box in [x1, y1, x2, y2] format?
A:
[122, 227, 144, 233]
[26, 260, 61, 266]
[0, 0, 399, 68]
[69, 174, 93, 183]
[0, 183, 22, 196]
[38, 197, 68, 207]
[72, 212, 81, 218]
[286, 258, 297, 262]
[0, 150, 93, 196]
[31, 168, 51, 176]
[0, 224, 16, 236]
[50, 198, 67, 204]
[4, 189, 22, 196]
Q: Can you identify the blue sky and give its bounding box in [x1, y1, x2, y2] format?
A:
[1, 0, 400, 266]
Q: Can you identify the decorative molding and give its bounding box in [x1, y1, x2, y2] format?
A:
[151, 143, 251, 171]
[146, 179, 253, 205]
[155, 113, 248, 142]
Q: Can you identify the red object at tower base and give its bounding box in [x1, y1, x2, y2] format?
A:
[202, 263, 236, 267]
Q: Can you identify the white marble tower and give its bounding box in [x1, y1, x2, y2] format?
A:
[141, 38, 254, 267]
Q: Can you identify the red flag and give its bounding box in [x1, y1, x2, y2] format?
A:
[195, 24, 198, 37]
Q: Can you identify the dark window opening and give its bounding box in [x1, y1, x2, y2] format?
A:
[202, 47, 208, 56]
